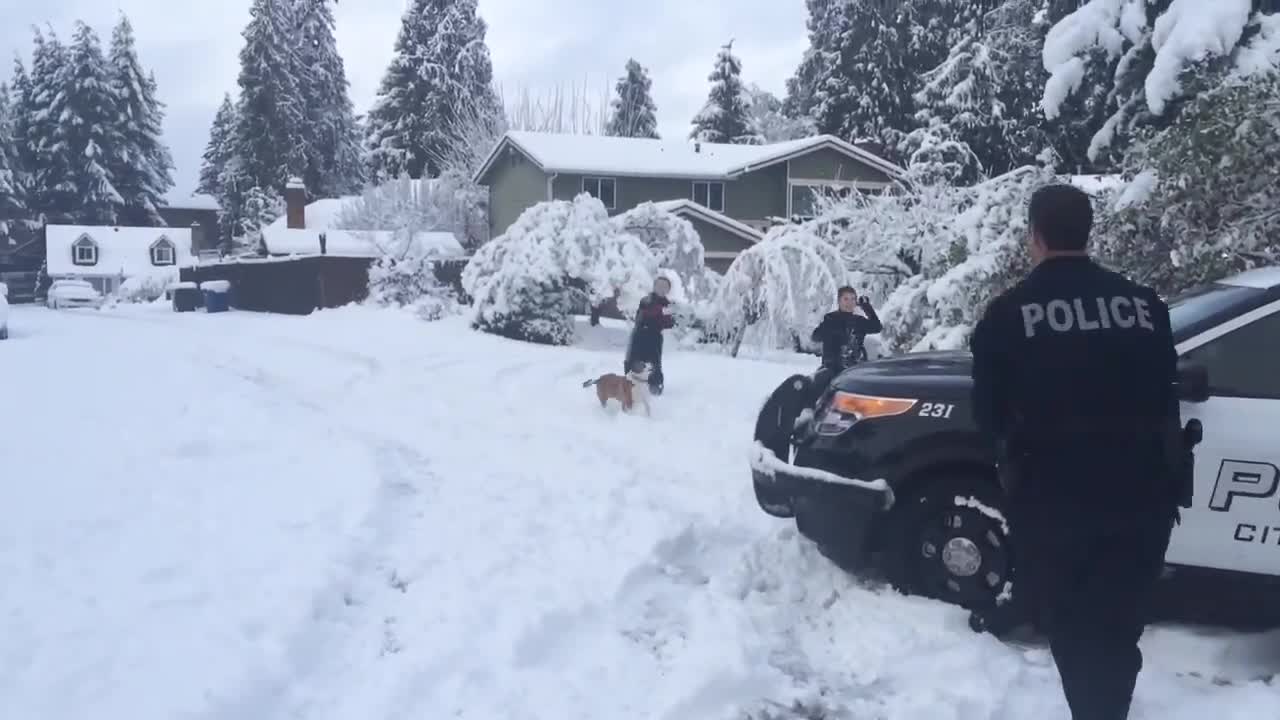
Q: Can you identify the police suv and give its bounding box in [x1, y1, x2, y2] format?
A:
[750, 265, 1280, 626]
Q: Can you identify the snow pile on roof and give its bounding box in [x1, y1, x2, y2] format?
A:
[261, 227, 463, 259]
[45, 225, 193, 277]
[486, 130, 904, 180]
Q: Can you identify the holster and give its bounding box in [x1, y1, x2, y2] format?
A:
[1170, 418, 1202, 510]
[995, 435, 1026, 495]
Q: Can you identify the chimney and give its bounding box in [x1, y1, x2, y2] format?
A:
[285, 177, 306, 229]
[694, 142, 701, 153]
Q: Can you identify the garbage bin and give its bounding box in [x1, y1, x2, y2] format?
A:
[201, 280, 232, 313]
[171, 281, 202, 312]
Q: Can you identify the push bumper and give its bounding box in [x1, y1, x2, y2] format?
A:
[749, 441, 894, 557]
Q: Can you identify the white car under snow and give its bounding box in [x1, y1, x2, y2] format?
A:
[46, 279, 104, 310]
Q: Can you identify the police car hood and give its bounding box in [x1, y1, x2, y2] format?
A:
[831, 350, 973, 395]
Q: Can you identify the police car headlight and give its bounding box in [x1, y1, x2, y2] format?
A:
[814, 391, 918, 435]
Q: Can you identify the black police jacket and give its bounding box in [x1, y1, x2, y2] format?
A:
[812, 303, 882, 370]
[969, 256, 1181, 520]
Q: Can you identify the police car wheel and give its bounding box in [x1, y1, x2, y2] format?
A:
[886, 476, 1013, 613]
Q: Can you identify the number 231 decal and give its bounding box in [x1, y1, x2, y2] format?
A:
[918, 402, 955, 418]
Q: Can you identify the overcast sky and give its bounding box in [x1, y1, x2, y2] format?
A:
[0, 0, 809, 199]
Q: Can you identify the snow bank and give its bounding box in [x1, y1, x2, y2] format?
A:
[4, 305, 1278, 719]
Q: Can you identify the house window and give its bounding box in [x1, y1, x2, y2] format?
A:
[789, 183, 858, 219]
[72, 235, 99, 266]
[692, 181, 725, 212]
[582, 177, 616, 209]
[150, 237, 176, 266]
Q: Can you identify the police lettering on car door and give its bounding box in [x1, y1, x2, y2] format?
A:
[1209, 459, 1280, 545]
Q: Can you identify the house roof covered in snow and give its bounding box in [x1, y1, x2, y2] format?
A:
[46, 225, 194, 277]
[647, 199, 764, 243]
[260, 227, 464, 260]
[474, 131, 908, 184]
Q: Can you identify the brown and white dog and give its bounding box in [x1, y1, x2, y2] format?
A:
[582, 362, 652, 416]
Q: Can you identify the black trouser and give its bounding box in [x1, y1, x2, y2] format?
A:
[624, 331, 663, 393]
[1010, 502, 1173, 720]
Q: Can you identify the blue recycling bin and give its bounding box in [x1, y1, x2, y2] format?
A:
[201, 280, 231, 313]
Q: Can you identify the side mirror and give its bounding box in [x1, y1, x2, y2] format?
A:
[1176, 360, 1210, 403]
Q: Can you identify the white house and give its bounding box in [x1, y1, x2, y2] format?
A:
[45, 224, 194, 295]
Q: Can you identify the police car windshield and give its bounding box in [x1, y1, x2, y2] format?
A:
[1168, 282, 1266, 343]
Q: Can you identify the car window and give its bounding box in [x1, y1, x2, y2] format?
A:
[1182, 307, 1280, 399]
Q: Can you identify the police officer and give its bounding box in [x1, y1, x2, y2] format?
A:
[969, 184, 1181, 720]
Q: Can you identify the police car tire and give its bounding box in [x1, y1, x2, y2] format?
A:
[882, 473, 1014, 614]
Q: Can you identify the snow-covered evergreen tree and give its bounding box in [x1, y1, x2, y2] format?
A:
[107, 13, 175, 226]
[365, 0, 498, 181]
[745, 84, 814, 142]
[605, 58, 659, 138]
[50, 22, 125, 225]
[22, 28, 76, 223]
[227, 0, 307, 196]
[1039, 0, 1277, 169]
[197, 94, 236, 197]
[6, 62, 33, 209]
[295, 0, 365, 197]
[1096, 67, 1280, 296]
[0, 84, 27, 245]
[690, 40, 762, 145]
[784, 0, 841, 119]
[812, 2, 917, 160]
[908, 0, 1052, 178]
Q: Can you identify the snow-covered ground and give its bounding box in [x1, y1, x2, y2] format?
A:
[2, 304, 1277, 720]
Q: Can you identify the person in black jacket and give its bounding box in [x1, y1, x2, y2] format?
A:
[969, 184, 1181, 720]
[624, 276, 675, 395]
[811, 286, 882, 389]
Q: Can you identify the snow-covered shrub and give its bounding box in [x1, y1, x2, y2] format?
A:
[1094, 68, 1280, 295]
[800, 160, 1057, 354]
[706, 224, 846, 356]
[113, 273, 171, 303]
[462, 194, 657, 345]
[879, 164, 1056, 351]
[610, 202, 718, 305]
[367, 254, 461, 322]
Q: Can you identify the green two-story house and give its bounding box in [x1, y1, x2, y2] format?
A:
[472, 131, 906, 272]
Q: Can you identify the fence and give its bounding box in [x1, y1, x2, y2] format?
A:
[179, 254, 472, 316]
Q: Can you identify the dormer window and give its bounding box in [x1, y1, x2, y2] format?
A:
[72, 234, 99, 266]
[150, 236, 176, 266]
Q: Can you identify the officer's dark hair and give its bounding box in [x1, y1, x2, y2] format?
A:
[1029, 184, 1093, 252]
[837, 286, 856, 299]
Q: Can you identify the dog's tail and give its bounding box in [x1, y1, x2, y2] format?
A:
[582, 379, 598, 388]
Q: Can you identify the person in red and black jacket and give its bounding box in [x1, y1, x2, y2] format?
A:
[625, 276, 675, 395]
